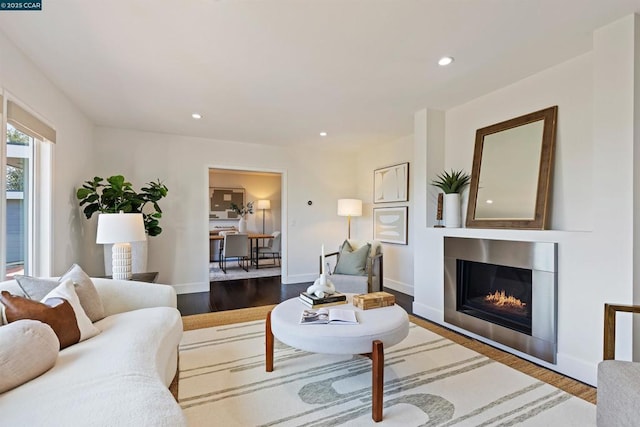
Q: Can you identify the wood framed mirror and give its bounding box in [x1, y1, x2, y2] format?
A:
[466, 106, 558, 229]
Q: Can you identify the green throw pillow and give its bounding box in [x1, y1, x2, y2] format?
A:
[334, 242, 371, 276]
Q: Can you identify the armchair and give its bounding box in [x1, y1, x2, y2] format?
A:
[597, 303, 640, 426]
[319, 239, 383, 294]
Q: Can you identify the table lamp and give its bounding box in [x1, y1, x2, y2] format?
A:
[96, 212, 146, 280]
[257, 199, 271, 234]
[337, 198, 362, 239]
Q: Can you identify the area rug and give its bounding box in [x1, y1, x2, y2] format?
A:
[178, 321, 595, 426]
[210, 261, 280, 281]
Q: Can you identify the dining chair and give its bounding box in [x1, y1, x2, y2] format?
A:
[220, 232, 249, 273]
[256, 231, 281, 267]
[217, 230, 238, 263]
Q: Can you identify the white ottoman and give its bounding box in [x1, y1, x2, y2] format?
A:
[265, 295, 409, 422]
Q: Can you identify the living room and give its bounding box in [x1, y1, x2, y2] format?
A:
[2, 2, 640, 425]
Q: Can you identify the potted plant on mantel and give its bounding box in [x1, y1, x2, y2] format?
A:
[76, 175, 168, 273]
[431, 169, 470, 228]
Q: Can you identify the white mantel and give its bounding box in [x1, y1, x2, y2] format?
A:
[411, 15, 640, 386]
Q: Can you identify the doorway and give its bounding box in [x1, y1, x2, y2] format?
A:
[208, 168, 283, 280]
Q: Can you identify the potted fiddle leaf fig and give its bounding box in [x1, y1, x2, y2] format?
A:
[76, 175, 168, 236]
[431, 169, 470, 228]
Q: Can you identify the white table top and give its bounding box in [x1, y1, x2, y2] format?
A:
[270, 294, 410, 355]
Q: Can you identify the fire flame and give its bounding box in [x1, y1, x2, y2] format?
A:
[485, 290, 526, 309]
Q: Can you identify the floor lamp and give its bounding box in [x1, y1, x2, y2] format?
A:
[257, 200, 271, 234]
[96, 212, 146, 280]
[337, 199, 362, 239]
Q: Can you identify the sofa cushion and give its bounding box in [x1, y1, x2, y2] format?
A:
[0, 280, 99, 349]
[334, 241, 371, 276]
[15, 264, 105, 322]
[0, 319, 59, 393]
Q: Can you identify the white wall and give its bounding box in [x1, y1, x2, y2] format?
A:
[0, 31, 95, 276]
[356, 135, 414, 295]
[92, 127, 357, 292]
[412, 15, 640, 386]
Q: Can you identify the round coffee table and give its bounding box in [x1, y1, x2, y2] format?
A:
[265, 295, 409, 422]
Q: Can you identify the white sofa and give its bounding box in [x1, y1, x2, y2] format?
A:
[0, 277, 186, 427]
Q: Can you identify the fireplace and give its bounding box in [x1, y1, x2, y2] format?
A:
[444, 237, 557, 363]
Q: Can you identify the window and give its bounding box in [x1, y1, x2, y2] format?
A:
[1, 95, 54, 280]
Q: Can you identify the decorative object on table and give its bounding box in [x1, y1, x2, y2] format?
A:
[373, 206, 408, 245]
[373, 162, 409, 203]
[435, 193, 445, 227]
[466, 106, 558, 230]
[337, 199, 362, 239]
[96, 212, 147, 280]
[209, 187, 245, 220]
[298, 291, 347, 308]
[299, 308, 358, 325]
[76, 175, 168, 274]
[307, 244, 335, 298]
[256, 199, 271, 233]
[431, 169, 471, 228]
[230, 201, 254, 233]
[353, 291, 396, 310]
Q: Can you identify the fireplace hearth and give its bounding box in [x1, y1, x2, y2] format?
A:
[444, 237, 557, 363]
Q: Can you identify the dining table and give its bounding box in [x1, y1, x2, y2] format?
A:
[210, 232, 273, 268]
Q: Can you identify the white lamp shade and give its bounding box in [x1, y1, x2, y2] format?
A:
[96, 213, 146, 244]
[257, 199, 271, 210]
[337, 199, 362, 217]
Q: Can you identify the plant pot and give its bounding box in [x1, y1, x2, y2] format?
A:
[238, 217, 247, 233]
[444, 193, 461, 228]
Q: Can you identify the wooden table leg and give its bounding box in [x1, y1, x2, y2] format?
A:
[372, 340, 384, 422]
[266, 310, 274, 372]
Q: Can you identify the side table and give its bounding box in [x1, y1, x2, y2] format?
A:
[102, 272, 159, 283]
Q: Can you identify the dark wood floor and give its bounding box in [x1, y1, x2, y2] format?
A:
[177, 275, 413, 316]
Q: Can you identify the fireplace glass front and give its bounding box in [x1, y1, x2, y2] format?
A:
[457, 260, 532, 335]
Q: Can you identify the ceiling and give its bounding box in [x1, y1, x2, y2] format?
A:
[1, 1, 639, 151]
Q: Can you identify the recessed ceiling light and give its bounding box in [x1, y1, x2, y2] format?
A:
[486, 199, 494, 204]
[319, 132, 328, 137]
[438, 56, 454, 66]
[192, 113, 202, 119]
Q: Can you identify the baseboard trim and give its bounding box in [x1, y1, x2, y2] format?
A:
[283, 273, 316, 284]
[383, 279, 413, 296]
[174, 281, 209, 295]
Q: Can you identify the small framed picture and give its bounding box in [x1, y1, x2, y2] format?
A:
[374, 162, 409, 203]
[373, 206, 408, 245]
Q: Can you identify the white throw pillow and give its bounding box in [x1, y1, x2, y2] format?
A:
[41, 279, 100, 342]
[0, 319, 59, 393]
[16, 263, 106, 322]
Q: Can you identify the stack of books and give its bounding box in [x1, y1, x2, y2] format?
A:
[299, 291, 347, 308]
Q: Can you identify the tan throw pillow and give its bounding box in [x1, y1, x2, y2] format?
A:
[0, 280, 100, 349]
[0, 319, 59, 393]
[15, 263, 105, 322]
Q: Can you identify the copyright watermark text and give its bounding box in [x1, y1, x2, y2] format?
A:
[0, 2, 42, 10]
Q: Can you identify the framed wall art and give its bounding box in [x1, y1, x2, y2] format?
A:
[373, 206, 408, 245]
[374, 162, 409, 203]
[209, 187, 245, 219]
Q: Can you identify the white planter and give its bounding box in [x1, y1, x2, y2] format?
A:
[444, 193, 461, 228]
[103, 237, 148, 275]
[238, 217, 247, 232]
